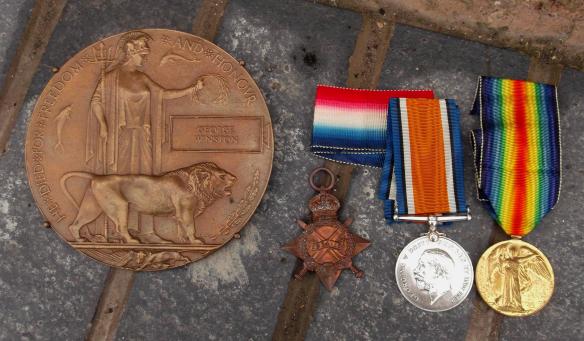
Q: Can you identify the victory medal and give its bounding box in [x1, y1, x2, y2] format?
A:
[472, 77, 560, 316]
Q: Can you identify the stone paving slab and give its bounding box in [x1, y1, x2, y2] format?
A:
[0, 1, 582, 340]
[318, 0, 584, 73]
[0, 0, 34, 85]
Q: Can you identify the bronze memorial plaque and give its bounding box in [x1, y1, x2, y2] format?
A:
[25, 29, 273, 271]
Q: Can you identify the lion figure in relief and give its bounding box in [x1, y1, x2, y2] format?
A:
[60, 162, 236, 244]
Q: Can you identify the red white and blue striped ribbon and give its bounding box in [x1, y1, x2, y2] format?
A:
[311, 85, 434, 167]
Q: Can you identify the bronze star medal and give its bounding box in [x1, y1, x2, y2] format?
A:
[283, 168, 370, 290]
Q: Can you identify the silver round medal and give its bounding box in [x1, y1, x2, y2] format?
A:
[395, 236, 473, 312]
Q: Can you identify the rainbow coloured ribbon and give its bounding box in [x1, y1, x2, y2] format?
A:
[381, 98, 468, 221]
[471, 76, 561, 237]
[311, 85, 434, 167]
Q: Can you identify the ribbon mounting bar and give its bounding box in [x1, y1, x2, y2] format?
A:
[393, 207, 471, 225]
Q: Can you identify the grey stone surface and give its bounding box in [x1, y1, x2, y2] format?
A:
[0, 0, 34, 85]
[0, 0, 583, 340]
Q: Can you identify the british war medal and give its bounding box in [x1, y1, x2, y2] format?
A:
[309, 86, 474, 310]
[387, 98, 473, 312]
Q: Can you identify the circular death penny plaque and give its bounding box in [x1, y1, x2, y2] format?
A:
[25, 29, 273, 271]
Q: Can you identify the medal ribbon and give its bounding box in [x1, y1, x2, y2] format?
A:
[311, 85, 434, 167]
[311, 86, 468, 222]
[471, 76, 561, 237]
[383, 98, 467, 219]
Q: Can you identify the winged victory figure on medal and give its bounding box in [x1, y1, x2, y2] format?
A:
[487, 243, 553, 313]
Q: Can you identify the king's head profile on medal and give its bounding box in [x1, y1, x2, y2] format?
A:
[25, 29, 273, 271]
[307, 88, 473, 304]
[413, 248, 456, 305]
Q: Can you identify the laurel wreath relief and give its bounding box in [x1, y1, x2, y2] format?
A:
[208, 169, 261, 241]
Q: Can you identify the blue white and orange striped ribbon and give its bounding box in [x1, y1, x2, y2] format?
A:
[382, 98, 467, 220]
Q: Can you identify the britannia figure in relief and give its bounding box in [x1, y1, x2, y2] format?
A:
[84, 31, 202, 243]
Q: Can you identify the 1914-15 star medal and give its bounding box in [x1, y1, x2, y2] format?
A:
[283, 168, 370, 290]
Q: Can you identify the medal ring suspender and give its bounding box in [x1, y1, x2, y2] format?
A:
[393, 209, 471, 239]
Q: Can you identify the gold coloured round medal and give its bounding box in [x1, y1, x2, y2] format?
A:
[25, 29, 273, 271]
[475, 239, 554, 317]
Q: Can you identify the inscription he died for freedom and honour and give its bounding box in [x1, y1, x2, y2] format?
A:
[395, 236, 473, 312]
[25, 29, 273, 271]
